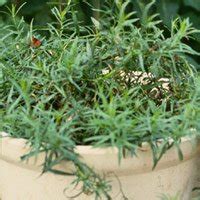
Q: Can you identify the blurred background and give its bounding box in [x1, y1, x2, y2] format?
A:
[0, 0, 199, 68]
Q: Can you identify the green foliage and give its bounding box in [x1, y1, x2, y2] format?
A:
[0, 1, 200, 199]
[0, 0, 7, 6]
[0, 0, 199, 28]
[184, 0, 200, 11]
[158, 193, 180, 200]
[132, 0, 200, 68]
[1, 1, 200, 32]
[0, 0, 199, 69]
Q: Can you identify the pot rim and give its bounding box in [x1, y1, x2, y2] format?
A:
[0, 131, 197, 154]
[0, 131, 199, 176]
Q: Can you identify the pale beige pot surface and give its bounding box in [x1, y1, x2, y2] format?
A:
[193, 139, 200, 198]
[0, 133, 199, 200]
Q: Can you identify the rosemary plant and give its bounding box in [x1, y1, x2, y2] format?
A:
[0, 1, 200, 199]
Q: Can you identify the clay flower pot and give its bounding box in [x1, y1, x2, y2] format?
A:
[0, 132, 199, 200]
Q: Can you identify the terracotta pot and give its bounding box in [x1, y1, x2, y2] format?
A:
[0, 133, 199, 200]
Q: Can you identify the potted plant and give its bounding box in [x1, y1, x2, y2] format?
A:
[0, 1, 200, 199]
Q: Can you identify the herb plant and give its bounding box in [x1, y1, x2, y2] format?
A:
[0, 1, 200, 199]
